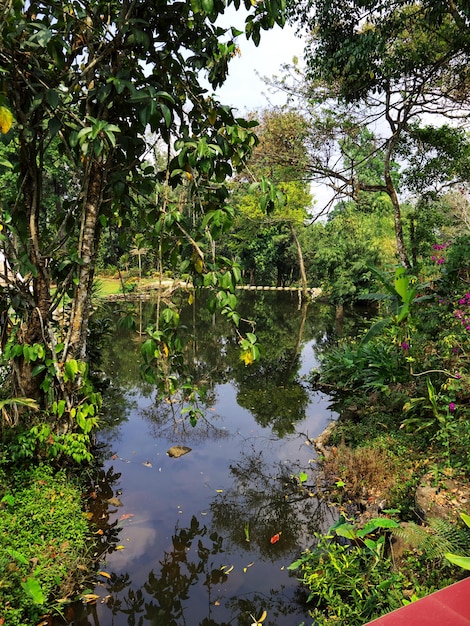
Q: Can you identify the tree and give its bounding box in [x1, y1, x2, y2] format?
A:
[282, 0, 470, 267]
[230, 108, 313, 293]
[0, 0, 285, 445]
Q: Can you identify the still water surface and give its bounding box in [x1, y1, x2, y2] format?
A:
[71, 292, 343, 626]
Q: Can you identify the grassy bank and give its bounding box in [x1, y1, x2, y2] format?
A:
[0, 464, 92, 625]
[291, 244, 470, 624]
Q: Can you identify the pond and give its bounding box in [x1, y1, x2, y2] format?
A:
[67, 291, 347, 626]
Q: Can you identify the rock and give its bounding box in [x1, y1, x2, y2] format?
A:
[415, 473, 470, 521]
[313, 422, 337, 459]
[167, 445, 192, 458]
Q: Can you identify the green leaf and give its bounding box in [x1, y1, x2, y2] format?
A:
[46, 89, 59, 108]
[32, 364, 46, 377]
[7, 548, 29, 565]
[160, 103, 172, 128]
[445, 553, 470, 570]
[21, 577, 45, 604]
[460, 512, 470, 528]
[357, 518, 399, 537]
[334, 523, 357, 540]
[47, 117, 62, 137]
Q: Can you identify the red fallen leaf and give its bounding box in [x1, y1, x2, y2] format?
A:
[270, 532, 282, 544]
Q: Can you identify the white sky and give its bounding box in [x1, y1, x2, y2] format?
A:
[209, 19, 306, 114]
[204, 16, 332, 212]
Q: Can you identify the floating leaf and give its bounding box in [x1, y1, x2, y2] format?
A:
[98, 571, 111, 579]
[270, 532, 281, 544]
[107, 497, 123, 507]
[167, 445, 192, 458]
[251, 609, 268, 625]
[115, 545, 125, 550]
[82, 593, 100, 603]
[142, 461, 152, 467]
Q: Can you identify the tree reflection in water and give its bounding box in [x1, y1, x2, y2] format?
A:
[60, 293, 343, 625]
[211, 445, 333, 558]
[67, 512, 315, 626]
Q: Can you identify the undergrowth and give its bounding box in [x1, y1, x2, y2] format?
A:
[296, 252, 470, 624]
[0, 464, 91, 625]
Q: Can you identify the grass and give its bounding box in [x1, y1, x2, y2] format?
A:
[0, 464, 92, 625]
[94, 277, 121, 296]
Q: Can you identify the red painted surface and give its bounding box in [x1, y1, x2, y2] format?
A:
[364, 577, 470, 625]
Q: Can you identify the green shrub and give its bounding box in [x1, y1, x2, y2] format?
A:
[317, 340, 409, 392]
[289, 531, 407, 625]
[0, 464, 90, 625]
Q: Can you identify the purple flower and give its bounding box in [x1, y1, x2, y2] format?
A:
[449, 402, 456, 412]
[401, 341, 410, 351]
[437, 257, 445, 265]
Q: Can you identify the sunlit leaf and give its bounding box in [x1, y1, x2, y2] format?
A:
[0, 106, 13, 134]
[445, 553, 470, 570]
[167, 445, 192, 458]
[240, 349, 254, 366]
[21, 577, 45, 604]
[460, 512, 470, 528]
[98, 571, 111, 579]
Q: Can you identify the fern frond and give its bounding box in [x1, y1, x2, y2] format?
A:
[392, 518, 470, 562]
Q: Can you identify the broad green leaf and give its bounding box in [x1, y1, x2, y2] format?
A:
[334, 523, 357, 540]
[460, 512, 470, 528]
[21, 577, 45, 604]
[445, 553, 470, 570]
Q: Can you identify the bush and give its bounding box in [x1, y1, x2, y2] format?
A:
[289, 531, 407, 625]
[317, 340, 409, 392]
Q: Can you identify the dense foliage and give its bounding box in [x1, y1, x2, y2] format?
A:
[0, 0, 285, 455]
[0, 464, 90, 625]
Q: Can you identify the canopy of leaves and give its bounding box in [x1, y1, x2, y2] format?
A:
[286, 0, 470, 104]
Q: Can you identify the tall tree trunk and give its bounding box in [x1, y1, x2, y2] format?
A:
[289, 222, 309, 299]
[13, 129, 52, 401]
[385, 171, 410, 269]
[385, 133, 411, 269]
[65, 161, 104, 361]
